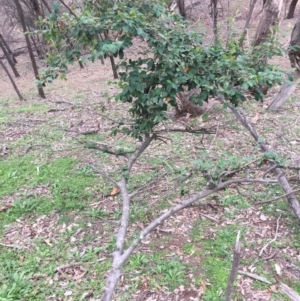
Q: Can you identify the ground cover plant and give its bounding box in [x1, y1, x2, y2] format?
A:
[1, 0, 300, 300]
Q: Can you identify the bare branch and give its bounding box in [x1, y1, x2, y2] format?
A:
[100, 176, 277, 301]
[228, 103, 300, 221]
[185, 0, 204, 11]
[59, 0, 77, 17]
[239, 0, 258, 46]
[0, 242, 22, 249]
[238, 270, 272, 284]
[155, 126, 216, 135]
[124, 178, 275, 257]
[257, 189, 300, 204]
[127, 133, 155, 172]
[129, 172, 167, 199]
[199, 212, 219, 223]
[280, 283, 300, 301]
[225, 231, 242, 301]
[262, 164, 278, 178]
[249, 214, 281, 269]
[115, 178, 131, 254]
[78, 140, 132, 159]
[89, 164, 118, 186]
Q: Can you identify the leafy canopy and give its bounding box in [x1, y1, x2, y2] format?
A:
[37, 0, 283, 137]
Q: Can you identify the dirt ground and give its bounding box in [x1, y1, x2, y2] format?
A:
[1, 1, 300, 301]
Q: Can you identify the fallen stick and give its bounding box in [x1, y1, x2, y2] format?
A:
[239, 272, 300, 300]
[238, 270, 272, 284]
[280, 283, 300, 301]
[229, 105, 300, 221]
[225, 231, 242, 301]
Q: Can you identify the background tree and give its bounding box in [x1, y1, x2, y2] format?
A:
[211, 0, 218, 44]
[177, 0, 186, 18]
[0, 58, 24, 100]
[287, 0, 299, 18]
[268, 17, 300, 110]
[253, 0, 283, 47]
[14, 0, 45, 98]
[0, 33, 20, 77]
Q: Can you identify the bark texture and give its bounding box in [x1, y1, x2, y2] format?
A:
[286, 0, 299, 19]
[14, 0, 46, 98]
[176, 87, 218, 116]
[288, 19, 300, 70]
[0, 59, 24, 100]
[0, 34, 19, 77]
[253, 0, 283, 46]
[267, 19, 300, 110]
[177, 0, 186, 19]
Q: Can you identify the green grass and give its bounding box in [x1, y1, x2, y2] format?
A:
[0, 155, 103, 231]
[2, 62, 300, 301]
[0, 102, 48, 118]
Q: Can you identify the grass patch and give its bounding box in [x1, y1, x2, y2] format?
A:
[0, 155, 102, 228]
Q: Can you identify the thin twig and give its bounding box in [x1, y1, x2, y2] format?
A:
[78, 139, 132, 159]
[258, 215, 281, 257]
[257, 189, 300, 205]
[228, 103, 300, 221]
[129, 172, 167, 199]
[250, 215, 281, 269]
[208, 121, 220, 150]
[280, 283, 300, 301]
[155, 126, 216, 135]
[90, 164, 118, 186]
[0, 242, 21, 249]
[225, 231, 241, 301]
[199, 212, 219, 223]
[100, 176, 278, 301]
[127, 133, 155, 172]
[56, 262, 81, 272]
[238, 270, 272, 284]
[262, 164, 278, 178]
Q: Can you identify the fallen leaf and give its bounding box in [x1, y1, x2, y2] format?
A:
[275, 263, 282, 275]
[73, 271, 87, 281]
[270, 284, 279, 293]
[260, 213, 267, 221]
[110, 186, 120, 196]
[0, 204, 12, 212]
[250, 112, 259, 124]
[44, 239, 52, 246]
[64, 290, 73, 296]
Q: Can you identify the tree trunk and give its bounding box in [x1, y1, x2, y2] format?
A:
[14, 0, 46, 98]
[267, 18, 300, 110]
[0, 59, 24, 100]
[40, 0, 51, 13]
[286, 0, 298, 19]
[177, 0, 186, 19]
[30, 0, 43, 18]
[239, 0, 258, 46]
[0, 34, 17, 64]
[30, 35, 43, 59]
[211, 0, 218, 44]
[59, 0, 77, 17]
[0, 34, 20, 77]
[253, 0, 283, 46]
[109, 56, 118, 79]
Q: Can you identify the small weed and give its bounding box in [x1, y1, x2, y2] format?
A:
[219, 193, 250, 209]
[182, 242, 197, 255]
[150, 257, 186, 290]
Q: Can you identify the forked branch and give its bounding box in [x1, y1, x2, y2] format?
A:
[100, 176, 277, 301]
[228, 104, 300, 221]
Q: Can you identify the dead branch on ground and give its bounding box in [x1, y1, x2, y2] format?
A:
[90, 133, 280, 301]
[249, 215, 281, 269]
[225, 231, 242, 301]
[228, 104, 300, 221]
